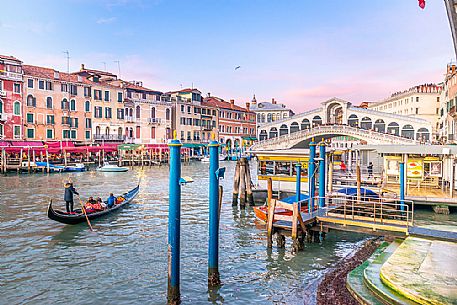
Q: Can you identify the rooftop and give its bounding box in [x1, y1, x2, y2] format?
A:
[0, 54, 22, 63]
[203, 97, 251, 112]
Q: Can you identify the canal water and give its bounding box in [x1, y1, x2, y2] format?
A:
[2, 161, 374, 304]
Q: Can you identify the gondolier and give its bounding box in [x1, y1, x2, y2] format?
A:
[64, 182, 79, 213]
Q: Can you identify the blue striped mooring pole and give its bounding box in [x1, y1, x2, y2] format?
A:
[296, 163, 301, 207]
[399, 161, 405, 211]
[167, 133, 182, 304]
[308, 138, 316, 213]
[318, 141, 326, 208]
[208, 137, 221, 286]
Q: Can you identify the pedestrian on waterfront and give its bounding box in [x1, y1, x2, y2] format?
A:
[107, 193, 116, 208]
[64, 182, 79, 213]
[367, 162, 373, 179]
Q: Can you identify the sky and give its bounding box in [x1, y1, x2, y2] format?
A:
[0, 0, 454, 112]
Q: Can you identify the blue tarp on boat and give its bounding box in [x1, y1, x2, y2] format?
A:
[281, 193, 309, 204]
[336, 187, 379, 198]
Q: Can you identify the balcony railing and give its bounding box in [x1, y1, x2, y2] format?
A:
[0, 71, 22, 81]
[93, 134, 126, 141]
[0, 91, 6, 97]
[148, 118, 162, 124]
[0, 113, 6, 121]
[125, 116, 135, 122]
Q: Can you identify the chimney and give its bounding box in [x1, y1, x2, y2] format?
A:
[207, 92, 211, 97]
[246, 102, 250, 111]
[81, 63, 85, 71]
[230, 99, 235, 109]
[271, 98, 276, 104]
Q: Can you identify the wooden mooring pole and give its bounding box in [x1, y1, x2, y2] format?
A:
[245, 159, 254, 206]
[232, 160, 241, 205]
[239, 158, 247, 207]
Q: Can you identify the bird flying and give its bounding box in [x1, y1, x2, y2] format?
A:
[235, 66, 241, 70]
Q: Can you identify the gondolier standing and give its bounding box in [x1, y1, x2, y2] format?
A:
[64, 181, 79, 213]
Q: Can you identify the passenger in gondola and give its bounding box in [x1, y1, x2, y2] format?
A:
[107, 193, 116, 208]
[84, 200, 96, 213]
[64, 182, 79, 213]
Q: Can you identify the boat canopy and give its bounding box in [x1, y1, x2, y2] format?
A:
[336, 187, 379, 198]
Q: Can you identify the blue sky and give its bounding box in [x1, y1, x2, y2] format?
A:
[0, 0, 454, 111]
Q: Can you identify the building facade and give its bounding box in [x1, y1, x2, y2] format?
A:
[438, 64, 457, 143]
[204, 96, 256, 154]
[22, 65, 88, 142]
[0, 55, 23, 140]
[368, 84, 442, 138]
[249, 96, 294, 133]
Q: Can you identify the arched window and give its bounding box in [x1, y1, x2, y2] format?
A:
[416, 127, 430, 141]
[360, 117, 372, 130]
[95, 126, 101, 135]
[401, 124, 415, 139]
[0, 99, 3, 113]
[261, 113, 266, 123]
[13, 101, 21, 115]
[301, 119, 310, 130]
[279, 124, 288, 136]
[46, 97, 53, 109]
[290, 122, 299, 133]
[136, 105, 141, 119]
[85, 101, 90, 112]
[312, 115, 322, 126]
[118, 127, 123, 136]
[267, 113, 272, 123]
[259, 130, 268, 141]
[70, 99, 76, 111]
[105, 127, 110, 135]
[27, 95, 35, 107]
[374, 119, 385, 133]
[151, 107, 156, 118]
[387, 122, 400, 136]
[269, 127, 278, 138]
[166, 108, 170, 120]
[61, 98, 68, 110]
[348, 114, 358, 127]
[257, 114, 261, 123]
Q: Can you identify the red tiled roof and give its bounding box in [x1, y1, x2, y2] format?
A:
[167, 88, 202, 94]
[203, 97, 251, 112]
[124, 82, 162, 94]
[23, 64, 92, 84]
[0, 54, 22, 63]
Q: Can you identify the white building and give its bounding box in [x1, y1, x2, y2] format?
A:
[249, 96, 294, 137]
[368, 84, 442, 139]
[438, 64, 457, 143]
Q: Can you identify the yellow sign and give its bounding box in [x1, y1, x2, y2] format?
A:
[407, 159, 423, 178]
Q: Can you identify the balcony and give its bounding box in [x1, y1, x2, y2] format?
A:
[0, 90, 6, 97]
[0, 113, 6, 121]
[93, 134, 126, 141]
[0, 71, 22, 81]
[125, 116, 135, 123]
[450, 106, 457, 117]
[148, 118, 162, 124]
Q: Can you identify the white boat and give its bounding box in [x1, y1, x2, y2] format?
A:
[98, 162, 129, 172]
[201, 155, 227, 162]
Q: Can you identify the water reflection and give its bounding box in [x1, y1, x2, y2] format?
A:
[1, 161, 370, 304]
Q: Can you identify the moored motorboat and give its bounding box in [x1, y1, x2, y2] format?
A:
[97, 162, 128, 172]
[64, 163, 86, 172]
[47, 185, 139, 225]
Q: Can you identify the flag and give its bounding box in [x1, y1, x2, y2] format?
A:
[418, 0, 425, 9]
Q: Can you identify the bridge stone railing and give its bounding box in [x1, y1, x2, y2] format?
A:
[251, 124, 421, 151]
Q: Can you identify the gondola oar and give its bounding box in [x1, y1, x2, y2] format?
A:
[77, 195, 93, 231]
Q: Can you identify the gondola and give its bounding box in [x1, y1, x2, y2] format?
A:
[47, 185, 139, 225]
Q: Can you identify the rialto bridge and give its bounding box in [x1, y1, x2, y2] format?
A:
[253, 98, 432, 150]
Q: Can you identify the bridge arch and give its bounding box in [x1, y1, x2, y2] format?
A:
[387, 122, 400, 136]
[416, 127, 430, 141]
[312, 115, 322, 126]
[259, 129, 267, 141]
[290, 122, 300, 133]
[401, 124, 415, 139]
[326, 102, 344, 124]
[360, 117, 372, 130]
[269, 127, 278, 138]
[374, 119, 385, 133]
[348, 114, 359, 127]
[301, 118, 310, 130]
[279, 124, 289, 136]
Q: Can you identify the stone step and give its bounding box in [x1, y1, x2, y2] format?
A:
[346, 242, 389, 305]
[363, 240, 418, 305]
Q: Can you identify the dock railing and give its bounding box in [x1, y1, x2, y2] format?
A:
[305, 194, 414, 231]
